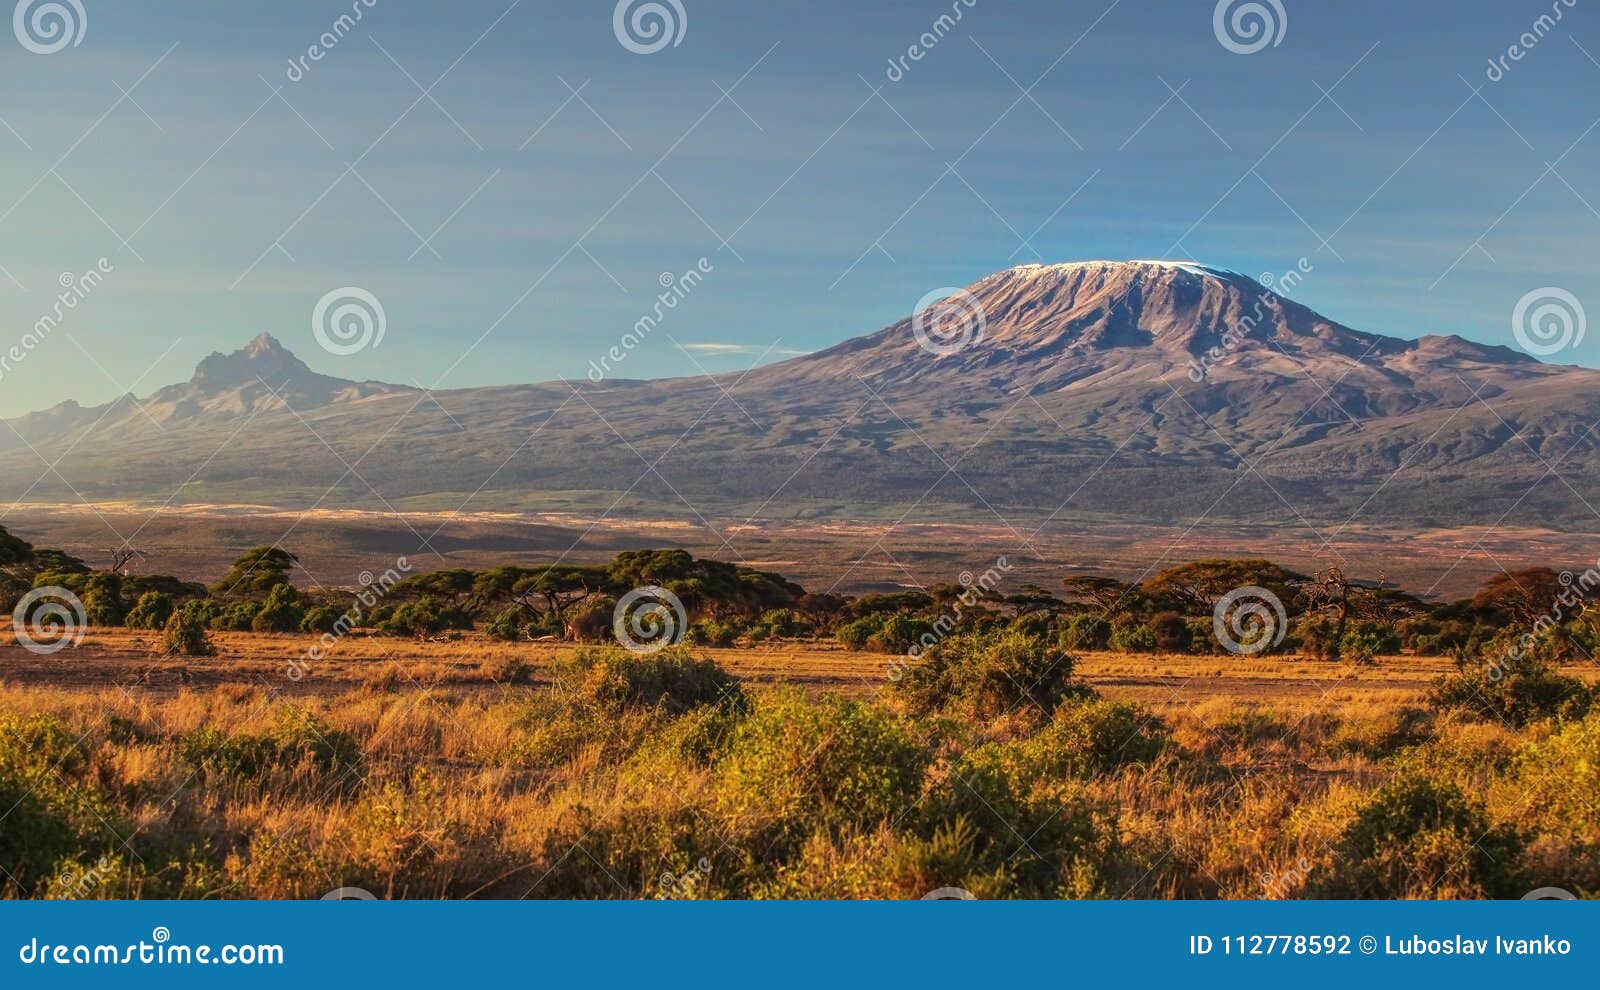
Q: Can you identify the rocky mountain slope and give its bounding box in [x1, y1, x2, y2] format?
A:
[4, 261, 1597, 529]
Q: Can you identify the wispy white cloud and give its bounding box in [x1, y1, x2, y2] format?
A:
[678, 342, 812, 357]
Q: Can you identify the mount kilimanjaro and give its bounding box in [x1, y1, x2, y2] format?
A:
[4, 260, 1598, 529]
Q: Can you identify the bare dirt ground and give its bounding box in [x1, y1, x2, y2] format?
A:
[4, 501, 1598, 600]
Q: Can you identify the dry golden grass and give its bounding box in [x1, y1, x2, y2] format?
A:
[1, 632, 1596, 900]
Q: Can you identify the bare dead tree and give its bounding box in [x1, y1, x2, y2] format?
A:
[109, 547, 149, 574]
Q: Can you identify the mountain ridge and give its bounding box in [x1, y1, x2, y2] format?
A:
[3, 261, 1596, 530]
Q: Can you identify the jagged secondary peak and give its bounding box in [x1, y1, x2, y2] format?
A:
[191, 333, 315, 391]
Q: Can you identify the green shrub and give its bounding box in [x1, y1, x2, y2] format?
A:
[1313, 773, 1521, 898]
[208, 600, 261, 632]
[1185, 617, 1220, 654]
[1149, 611, 1191, 652]
[300, 605, 345, 635]
[715, 693, 925, 839]
[0, 714, 115, 896]
[687, 617, 741, 647]
[124, 590, 174, 631]
[870, 613, 935, 654]
[1340, 621, 1399, 665]
[747, 608, 811, 641]
[554, 647, 743, 715]
[161, 603, 216, 656]
[895, 630, 1085, 720]
[179, 707, 358, 781]
[1295, 614, 1341, 661]
[252, 584, 305, 633]
[1429, 657, 1593, 727]
[376, 596, 469, 638]
[82, 591, 125, 628]
[932, 744, 1113, 896]
[1108, 618, 1157, 653]
[835, 614, 884, 650]
[1058, 614, 1110, 651]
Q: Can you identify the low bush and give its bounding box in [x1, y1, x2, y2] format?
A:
[1312, 773, 1521, 898]
[1429, 658, 1594, 727]
[1058, 614, 1110, 651]
[894, 630, 1085, 720]
[124, 591, 174, 631]
[160, 602, 216, 656]
[554, 647, 743, 715]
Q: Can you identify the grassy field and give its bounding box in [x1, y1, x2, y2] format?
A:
[2, 630, 1597, 900]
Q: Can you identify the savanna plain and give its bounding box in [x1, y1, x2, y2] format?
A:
[3, 531, 1598, 902]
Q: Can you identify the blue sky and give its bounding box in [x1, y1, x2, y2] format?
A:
[1, 0, 1595, 415]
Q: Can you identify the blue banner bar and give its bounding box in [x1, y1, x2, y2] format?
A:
[2, 901, 1592, 987]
